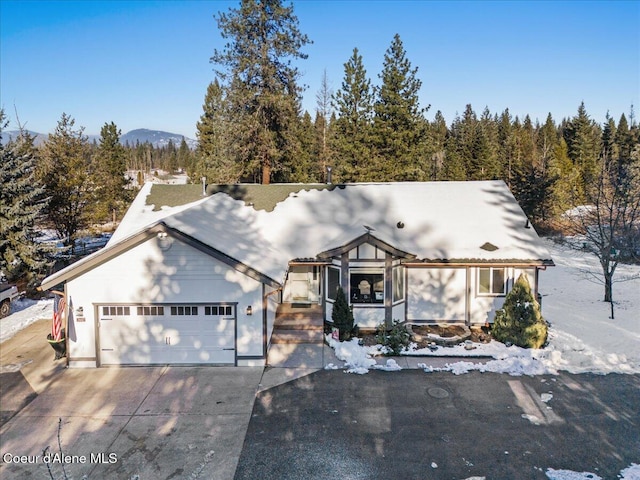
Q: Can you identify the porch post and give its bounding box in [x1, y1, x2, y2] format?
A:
[341, 253, 349, 299]
[385, 252, 392, 327]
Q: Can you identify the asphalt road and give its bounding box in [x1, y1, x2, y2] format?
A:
[235, 370, 640, 480]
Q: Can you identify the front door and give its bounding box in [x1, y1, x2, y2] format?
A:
[285, 266, 320, 303]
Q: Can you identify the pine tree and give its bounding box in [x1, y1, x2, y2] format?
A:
[39, 113, 92, 246]
[0, 111, 53, 287]
[564, 102, 602, 190]
[194, 79, 240, 183]
[331, 287, 354, 341]
[92, 122, 131, 223]
[315, 69, 333, 178]
[427, 110, 448, 180]
[492, 273, 547, 349]
[211, 0, 310, 184]
[331, 47, 376, 182]
[373, 34, 427, 180]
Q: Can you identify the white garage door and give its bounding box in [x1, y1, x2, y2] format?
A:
[99, 304, 236, 365]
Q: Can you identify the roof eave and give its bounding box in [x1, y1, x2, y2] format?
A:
[39, 222, 282, 292]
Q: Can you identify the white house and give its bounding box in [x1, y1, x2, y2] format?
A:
[40, 181, 554, 368]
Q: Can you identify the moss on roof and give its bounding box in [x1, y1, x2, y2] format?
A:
[147, 183, 336, 212]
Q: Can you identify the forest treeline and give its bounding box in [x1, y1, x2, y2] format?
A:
[1, 0, 639, 295]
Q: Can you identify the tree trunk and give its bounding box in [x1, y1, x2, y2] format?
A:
[604, 272, 612, 303]
[261, 157, 271, 185]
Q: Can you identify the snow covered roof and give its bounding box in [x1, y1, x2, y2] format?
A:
[41, 180, 554, 290]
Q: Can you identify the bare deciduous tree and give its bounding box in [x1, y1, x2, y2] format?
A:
[564, 157, 640, 318]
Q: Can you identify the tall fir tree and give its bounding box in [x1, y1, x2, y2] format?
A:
[564, 102, 602, 191]
[211, 0, 310, 184]
[0, 111, 52, 287]
[373, 34, 427, 180]
[332, 47, 376, 182]
[194, 79, 240, 183]
[92, 122, 131, 223]
[39, 113, 93, 246]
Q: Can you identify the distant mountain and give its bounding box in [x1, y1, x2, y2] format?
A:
[120, 129, 198, 150]
[0, 130, 46, 146]
[1, 128, 198, 150]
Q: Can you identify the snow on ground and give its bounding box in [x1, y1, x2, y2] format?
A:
[0, 298, 53, 343]
[545, 463, 640, 480]
[326, 239, 640, 377]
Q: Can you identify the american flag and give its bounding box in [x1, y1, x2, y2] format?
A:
[52, 295, 66, 341]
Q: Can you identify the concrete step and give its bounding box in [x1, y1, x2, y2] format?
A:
[276, 303, 323, 314]
[274, 316, 324, 330]
[271, 329, 324, 344]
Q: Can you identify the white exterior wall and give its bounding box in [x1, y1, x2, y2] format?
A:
[352, 306, 385, 329]
[264, 285, 279, 347]
[392, 303, 405, 323]
[65, 236, 266, 367]
[407, 268, 466, 322]
[465, 267, 538, 325]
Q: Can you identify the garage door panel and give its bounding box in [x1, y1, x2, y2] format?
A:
[99, 304, 236, 365]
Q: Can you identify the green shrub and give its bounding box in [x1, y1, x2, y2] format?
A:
[375, 320, 411, 355]
[332, 287, 355, 341]
[492, 273, 548, 349]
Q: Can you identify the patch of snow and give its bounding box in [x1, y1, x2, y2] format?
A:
[620, 464, 640, 480]
[541, 393, 553, 403]
[0, 298, 53, 343]
[430, 462, 438, 468]
[545, 469, 602, 480]
[327, 239, 640, 377]
[372, 359, 402, 371]
[521, 413, 542, 425]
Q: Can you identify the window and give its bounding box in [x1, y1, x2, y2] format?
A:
[478, 268, 506, 295]
[170, 306, 198, 316]
[327, 267, 341, 301]
[102, 306, 130, 316]
[350, 270, 384, 304]
[204, 306, 233, 316]
[136, 306, 164, 316]
[393, 267, 404, 303]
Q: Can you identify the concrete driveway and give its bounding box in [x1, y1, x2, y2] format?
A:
[0, 320, 265, 480]
[235, 370, 640, 479]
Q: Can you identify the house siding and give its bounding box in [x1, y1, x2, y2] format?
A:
[65, 236, 266, 367]
[406, 267, 467, 323]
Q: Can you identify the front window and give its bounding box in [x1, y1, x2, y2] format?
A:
[393, 266, 404, 303]
[350, 270, 384, 304]
[478, 267, 506, 295]
[327, 267, 341, 301]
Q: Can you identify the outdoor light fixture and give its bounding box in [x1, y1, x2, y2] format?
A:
[246, 306, 252, 316]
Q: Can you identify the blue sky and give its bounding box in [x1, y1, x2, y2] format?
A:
[1, 0, 638, 139]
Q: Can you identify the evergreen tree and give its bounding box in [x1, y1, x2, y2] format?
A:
[331, 287, 355, 341]
[564, 102, 602, 189]
[315, 69, 333, 178]
[194, 79, 240, 183]
[0, 111, 52, 287]
[39, 113, 93, 246]
[427, 110, 448, 180]
[492, 273, 547, 349]
[177, 137, 192, 173]
[92, 122, 131, 223]
[211, 0, 310, 184]
[372, 34, 427, 180]
[332, 47, 376, 182]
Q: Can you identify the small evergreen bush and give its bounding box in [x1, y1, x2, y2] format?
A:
[332, 287, 355, 341]
[492, 273, 548, 349]
[375, 320, 411, 355]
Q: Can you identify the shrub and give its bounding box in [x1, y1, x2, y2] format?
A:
[492, 273, 548, 349]
[375, 320, 411, 355]
[332, 287, 355, 341]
